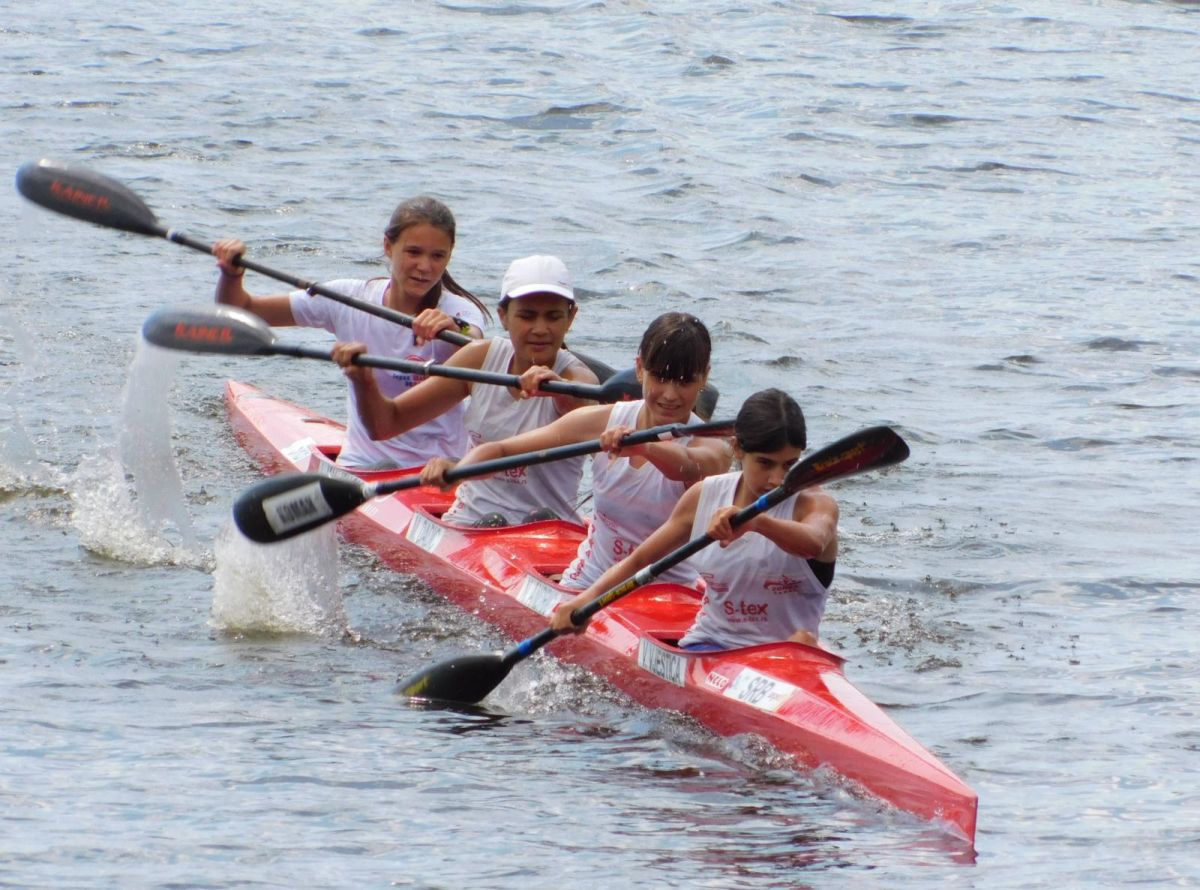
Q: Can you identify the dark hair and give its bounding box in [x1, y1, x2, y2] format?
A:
[383, 196, 491, 322]
[638, 312, 711, 383]
[735, 389, 806, 453]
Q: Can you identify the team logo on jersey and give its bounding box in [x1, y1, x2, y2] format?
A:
[698, 572, 729, 594]
[763, 575, 803, 595]
[387, 354, 430, 389]
[406, 354, 429, 382]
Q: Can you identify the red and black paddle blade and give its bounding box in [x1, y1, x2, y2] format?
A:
[141, 305, 278, 357]
[16, 158, 167, 238]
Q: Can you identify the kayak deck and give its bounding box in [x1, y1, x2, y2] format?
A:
[225, 379, 978, 843]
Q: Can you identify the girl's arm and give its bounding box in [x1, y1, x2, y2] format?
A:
[212, 238, 296, 326]
[331, 339, 486, 440]
[411, 307, 483, 345]
[714, 489, 839, 561]
[623, 435, 732, 486]
[550, 484, 703, 633]
[457, 403, 612, 468]
[419, 404, 612, 490]
[514, 362, 600, 417]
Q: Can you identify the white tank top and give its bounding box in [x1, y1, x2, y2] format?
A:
[560, 399, 701, 590]
[679, 471, 831, 649]
[442, 338, 587, 526]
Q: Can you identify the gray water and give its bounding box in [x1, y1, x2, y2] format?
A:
[2, 2, 1198, 886]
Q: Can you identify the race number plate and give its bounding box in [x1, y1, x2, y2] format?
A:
[316, 461, 361, 484]
[725, 668, 798, 713]
[637, 638, 688, 687]
[281, 436, 317, 467]
[516, 575, 562, 617]
[405, 513, 445, 553]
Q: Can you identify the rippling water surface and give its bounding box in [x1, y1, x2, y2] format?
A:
[2, 3, 1198, 887]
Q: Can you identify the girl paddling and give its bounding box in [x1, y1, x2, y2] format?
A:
[551, 389, 838, 649]
[212, 196, 489, 469]
[332, 255, 598, 526]
[436, 312, 729, 585]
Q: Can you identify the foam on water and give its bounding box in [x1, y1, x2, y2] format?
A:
[210, 520, 344, 636]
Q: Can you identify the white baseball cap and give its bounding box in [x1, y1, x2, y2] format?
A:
[500, 255, 575, 303]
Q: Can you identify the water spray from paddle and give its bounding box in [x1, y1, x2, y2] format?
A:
[70, 340, 208, 568]
[211, 520, 345, 636]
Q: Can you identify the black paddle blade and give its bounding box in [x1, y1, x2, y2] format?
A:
[596, 366, 641, 403]
[785, 425, 909, 493]
[142, 305, 276, 356]
[396, 652, 515, 704]
[696, 382, 719, 421]
[15, 159, 165, 238]
[232, 473, 370, 543]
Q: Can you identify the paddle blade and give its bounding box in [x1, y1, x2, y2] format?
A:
[785, 425, 909, 493]
[396, 652, 515, 704]
[695, 382, 719, 421]
[142, 305, 277, 356]
[16, 159, 166, 237]
[595, 366, 642, 403]
[232, 473, 370, 543]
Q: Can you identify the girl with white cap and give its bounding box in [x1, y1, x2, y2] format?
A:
[332, 255, 597, 526]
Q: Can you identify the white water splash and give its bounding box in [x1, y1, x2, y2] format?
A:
[210, 520, 346, 636]
[70, 447, 211, 569]
[117, 342, 198, 549]
[68, 341, 209, 568]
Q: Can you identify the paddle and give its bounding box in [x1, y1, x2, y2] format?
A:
[396, 424, 911, 704]
[232, 416, 734, 543]
[14, 157, 645, 397]
[142, 304, 653, 405]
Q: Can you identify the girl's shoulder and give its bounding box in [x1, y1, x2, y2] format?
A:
[289, 278, 378, 329]
[438, 290, 487, 326]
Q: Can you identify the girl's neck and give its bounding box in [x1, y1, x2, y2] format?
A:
[732, 473, 755, 508]
[384, 280, 425, 315]
[508, 350, 537, 376]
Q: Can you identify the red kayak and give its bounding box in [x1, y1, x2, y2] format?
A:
[226, 379, 978, 843]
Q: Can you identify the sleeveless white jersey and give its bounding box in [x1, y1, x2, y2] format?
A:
[442, 338, 587, 525]
[289, 278, 485, 468]
[561, 399, 701, 590]
[679, 471, 831, 649]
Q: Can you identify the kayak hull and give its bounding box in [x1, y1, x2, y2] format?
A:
[225, 380, 978, 843]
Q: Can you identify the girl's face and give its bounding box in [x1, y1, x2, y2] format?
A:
[636, 356, 708, 425]
[734, 442, 804, 498]
[384, 223, 454, 302]
[498, 293, 577, 366]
